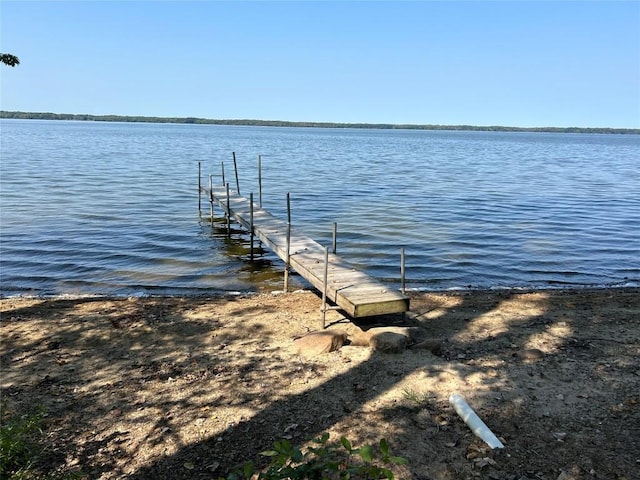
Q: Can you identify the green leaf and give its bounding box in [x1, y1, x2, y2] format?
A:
[379, 438, 390, 456]
[290, 448, 303, 463]
[260, 449, 279, 457]
[358, 444, 374, 462]
[340, 436, 352, 452]
[380, 467, 395, 479]
[389, 455, 407, 465]
[274, 439, 292, 454]
[243, 461, 255, 478]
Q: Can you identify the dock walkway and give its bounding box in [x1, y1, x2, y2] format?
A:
[201, 184, 409, 318]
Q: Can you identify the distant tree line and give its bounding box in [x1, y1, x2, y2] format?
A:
[1, 110, 638, 135]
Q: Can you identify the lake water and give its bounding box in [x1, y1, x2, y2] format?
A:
[1, 119, 639, 297]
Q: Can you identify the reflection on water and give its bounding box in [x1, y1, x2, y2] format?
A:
[1, 119, 639, 296]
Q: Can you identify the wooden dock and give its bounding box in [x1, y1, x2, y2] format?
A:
[200, 183, 410, 318]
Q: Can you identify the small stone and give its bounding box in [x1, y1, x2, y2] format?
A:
[557, 467, 582, 480]
[552, 432, 567, 441]
[514, 348, 545, 360]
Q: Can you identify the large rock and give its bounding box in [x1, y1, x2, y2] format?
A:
[369, 331, 408, 353]
[348, 331, 373, 347]
[411, 338, 444, 356]
[367, 326, 426, 343]
[348, 326, 430, 353]
[293, 330, 348, 357]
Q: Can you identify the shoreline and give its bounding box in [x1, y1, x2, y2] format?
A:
[2, 284, 639, 301]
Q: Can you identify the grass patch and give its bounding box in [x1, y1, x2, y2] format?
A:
[0, 404, 45, 480]
[401, 388, 435, 406]
[0, 403, 82, 480]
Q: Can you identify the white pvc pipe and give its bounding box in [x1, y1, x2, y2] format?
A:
[449, 393, 505, 449]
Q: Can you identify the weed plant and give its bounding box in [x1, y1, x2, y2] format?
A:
[228, 433, 407, 480]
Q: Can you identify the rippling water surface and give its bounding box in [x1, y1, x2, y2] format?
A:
[1, 119, 639, 296]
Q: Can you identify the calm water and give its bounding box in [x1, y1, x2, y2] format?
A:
[1, 119, 639, 297]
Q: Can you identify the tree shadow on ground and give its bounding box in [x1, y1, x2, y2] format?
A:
[2, 289, 638, 480]
[127, 289, 639, 480]
[1, 295, 301, 478]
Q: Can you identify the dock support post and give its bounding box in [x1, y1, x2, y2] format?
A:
[209, 175, 214, 224]
[226, 183, 231, 236]
[257, 155, 264, 252]
[284, 193, 291, 293]
[258, 155, 263, 208]
[198, 162, 202, 215]
[401, 247, 406, 295]
[332, 222, 337, 254]
[321, 246, 329, 328]
[222, 162, 226, 186]
[250, 192, 254, 259]
[233, 151, 240, 194]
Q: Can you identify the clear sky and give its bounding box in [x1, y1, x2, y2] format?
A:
[1, 1, 639, 128]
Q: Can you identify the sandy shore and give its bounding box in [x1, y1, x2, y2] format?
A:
[1, 288, 639, 480]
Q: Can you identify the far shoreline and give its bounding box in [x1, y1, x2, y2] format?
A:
[2, 110, 638, 135]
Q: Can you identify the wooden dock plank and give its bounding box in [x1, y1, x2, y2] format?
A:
[201, 185, 409, 317]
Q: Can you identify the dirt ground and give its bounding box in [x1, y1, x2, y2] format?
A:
[1, 288, 639, 480]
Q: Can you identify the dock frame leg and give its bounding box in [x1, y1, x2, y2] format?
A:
[320, 246, 341, 328]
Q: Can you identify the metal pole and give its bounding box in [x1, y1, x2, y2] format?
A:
[209, 175, 214, 224]
[321, 246, 329, 328]
[258, 154, 263, 209]
[198, 162, 202, 215]
[233, 151, 240, 194]
[401, 247, 406, 295]
[332, 222, 337, 254]
[284, 193, 291, 292]
[257, 155, 264, 252]
[250, 192, 254, 260]
[221, 162, 226, 186]
[226, 183, 231, 236]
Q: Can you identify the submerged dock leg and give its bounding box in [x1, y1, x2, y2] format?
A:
[233, 151, 240, 194]
[401, 247, 406, 295]
[284, 193, 291, 292]
[209, 175, 214, 224]
[332, 222, 337, 254]
[226, 183, 231, 236]
[250, 192, 254, 260]
[258, 154, 263, 208]
[321, 246, 329, 328]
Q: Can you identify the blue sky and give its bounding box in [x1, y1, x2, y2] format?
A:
[1, 1, 639, 128]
